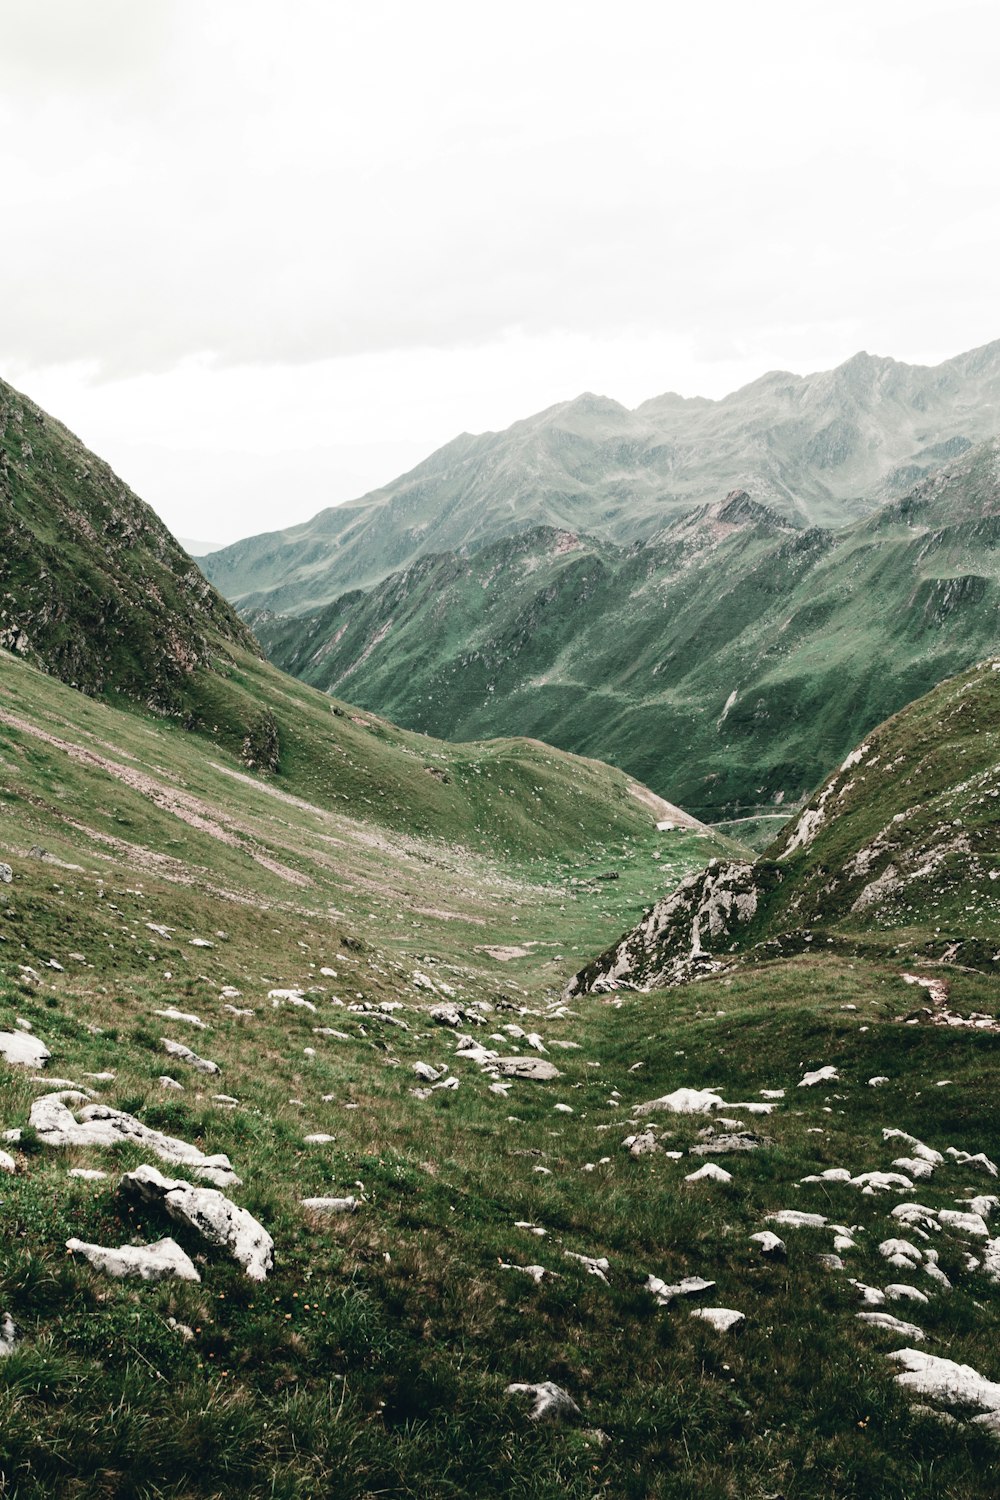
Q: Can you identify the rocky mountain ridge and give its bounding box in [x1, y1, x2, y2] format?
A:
[253, 441, 1000, 822]
[204, 338, 1000, 613]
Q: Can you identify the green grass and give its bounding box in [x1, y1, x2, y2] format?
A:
[2, 652, 1000, 1495]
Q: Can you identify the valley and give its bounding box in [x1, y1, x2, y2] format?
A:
[1, 367, 999, 1497]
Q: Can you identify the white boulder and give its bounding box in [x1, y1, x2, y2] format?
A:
[0, 1032, 50, 1069]
[691, 1307, 745, 1332]
[506, 1381, 581, 1423]
[29, 1093, 240, 1186]
[66, 1235, 200, 1282]
[161, 1038, 220, 1074]
[120, 1164, 273, 1281]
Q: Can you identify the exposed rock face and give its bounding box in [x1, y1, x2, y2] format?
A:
[29, 1092, 240, 1186]
[568, 860, 766, 994]
[570, 656, 1000, 992]
[120, 1164, 274, 1281]
[66, 1236, 201, 1283]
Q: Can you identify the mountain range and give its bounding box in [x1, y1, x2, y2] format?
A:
[2, 369, 1000, 1496]
[204, 339, 1000, 614]
[250, 438, 1000, 826]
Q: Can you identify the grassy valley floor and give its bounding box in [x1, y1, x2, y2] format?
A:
[1, 655, 999, 1497]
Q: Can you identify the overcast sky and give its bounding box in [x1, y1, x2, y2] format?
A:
[3, 0, 999, 543]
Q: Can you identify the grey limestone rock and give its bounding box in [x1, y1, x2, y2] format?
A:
[506, 1380, 581, 1423]
[29, 1092, 240, 1186]
[161, 1037, 220, 1074]
[0, 1031, 50, 1069]
[492, 1056, 561, 1081]
[66, 1235, 201, 1283]
[120, 1164, 274, 1281]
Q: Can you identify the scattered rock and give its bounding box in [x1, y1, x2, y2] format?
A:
[500, 1262, 549, 1282]
[0, 1032, 50, 1069]
[303, 1133, 336, 1145]
[947, 1148, 998, 1177]
[30, 1093, 239, 1186]
[634, 1087, 724, 1116]
[798, 1066, 839, 1088]
[68, 1168, 108, 1181]
[851, 1171, 914, 1194]
[121, 1165, 273, 1282]
[159, 1075, 184, 1091]
[646, 1274, 715, 1307]
[301, 1196, 358, 1214]
[749, 1231, 786, 1259]
[154, 1007, 208, 1030]
[161, 1038, 220, 1074]
[412, 1061, 442, 1082]
[491, 1057, 561, 1081]
[857, 1312, 925, 1339]
[690, 1307, 745, 1332]
[689, 1131, 766, 1156]
[888, 1348, 1000, 1423]
[0, 1150, 16, 1174]
[0, 1313, 17, 1356]
[622, 1131, 660, 1157]
[685, 1163, 732, 1183]
[0, 863, 12, 884]
[885, 1283, 930, 1305]
[765, 1211, 827, 1229]
[506, 1381, 581, 1424]
[429, 1003, 463, 1027]
[878, 1237, 923, 1270]
[563, 1251, 610, 1283]
[66, 1235, 201, 1283]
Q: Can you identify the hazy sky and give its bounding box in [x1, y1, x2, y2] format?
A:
[3, 0, 999, 543]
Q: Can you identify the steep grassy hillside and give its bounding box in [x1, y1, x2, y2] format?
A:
[204, 339, 1000, 612]
[0, 376, 258, 714]
[571, 656, 1000, 994]
[255, 443, 1000, 821]
[3, 658, 1000, 1498]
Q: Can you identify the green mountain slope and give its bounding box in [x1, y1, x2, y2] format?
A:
[4, 637, 1000, 1498]
[204, 339, 1000, 612]
[0, 376, 259, 713]
[570, 655, 1000, 993]
[253, 442, 1000, 822]
[3, 379, 1000, 1498]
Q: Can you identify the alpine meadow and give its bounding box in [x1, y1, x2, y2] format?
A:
[3, 5, 1000, 1496]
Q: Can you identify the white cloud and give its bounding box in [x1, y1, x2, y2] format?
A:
[2, 0, 999, 539]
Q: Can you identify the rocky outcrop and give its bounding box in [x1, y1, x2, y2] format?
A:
[568, 860, 769, 994]
[0, 1031, 51, 1068]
